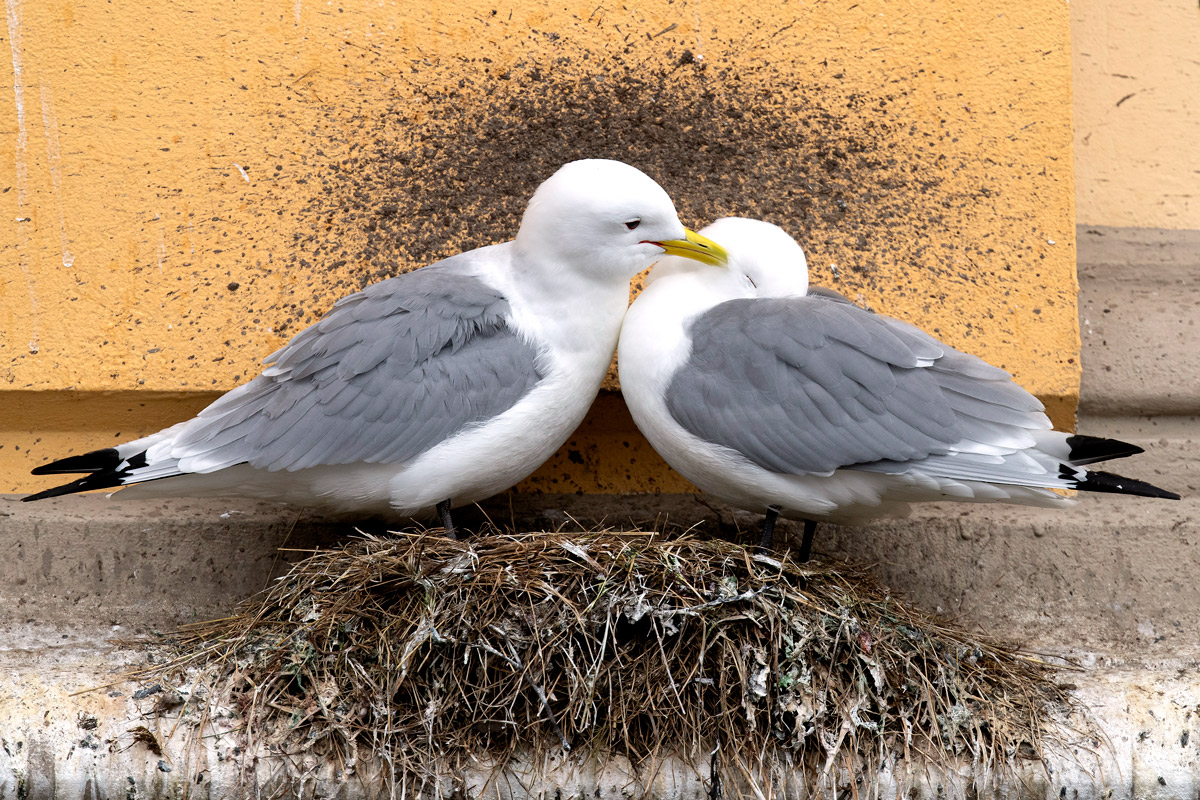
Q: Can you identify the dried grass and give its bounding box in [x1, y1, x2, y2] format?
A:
[150, 529, 1077, 796]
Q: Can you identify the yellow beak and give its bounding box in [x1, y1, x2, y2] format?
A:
[652, 228, 729, 267]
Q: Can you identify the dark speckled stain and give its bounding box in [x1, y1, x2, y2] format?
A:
[249, 37, 1019, 339]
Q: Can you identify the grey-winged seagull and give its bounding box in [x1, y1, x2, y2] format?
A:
[618, 217, 1178, 558]
[24, 159, 729, 537]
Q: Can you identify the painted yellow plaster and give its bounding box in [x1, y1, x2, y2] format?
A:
[1073, 0, 1200, 229]
[2, 0, 1077, 496]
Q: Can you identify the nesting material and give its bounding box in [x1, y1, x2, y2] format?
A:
[155, 531, 1076, 795]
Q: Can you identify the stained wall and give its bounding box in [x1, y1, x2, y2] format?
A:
[0, 0, 1077, 495]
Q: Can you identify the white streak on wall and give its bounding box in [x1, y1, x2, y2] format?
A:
[40, 84, 74, 268]
[156, 214, 166, 273]
[5, 0, 26, 204]
[6, 0, 40, 354]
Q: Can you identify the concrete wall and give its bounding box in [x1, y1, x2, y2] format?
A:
[0, 0, 1078, 495]
[1071, 0, 1200, 427]
[1072, 0, 1200, 230]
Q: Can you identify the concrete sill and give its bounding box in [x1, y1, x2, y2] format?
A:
[1, 479, 1197, 797]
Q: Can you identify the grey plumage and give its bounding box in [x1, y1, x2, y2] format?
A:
[170, 261, 542, 474]
[666, 294, 1050, 478]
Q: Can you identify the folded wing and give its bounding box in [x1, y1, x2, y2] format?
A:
[666, 295, 1050, 478]
[166, 264, 544, 474]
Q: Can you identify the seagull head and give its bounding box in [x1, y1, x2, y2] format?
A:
[516, 159, 728, 282]
[697, 217, 809, 297]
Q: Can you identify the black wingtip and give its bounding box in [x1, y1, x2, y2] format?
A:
[1064, 435, 1144, 466]
[24, 448, 152, 502]
[22, 471, 127, 502]
[30, 447, 122, 476]
[1069, 468, 1181, 501]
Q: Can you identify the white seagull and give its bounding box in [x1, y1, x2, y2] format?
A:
[24, 159, 729, 536]
[618, 217, 1178, 557]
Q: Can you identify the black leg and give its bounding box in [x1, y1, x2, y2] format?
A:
[436, 498, 457, 540]
[756, 506, 781, 552]
[797, 519, 817, 563]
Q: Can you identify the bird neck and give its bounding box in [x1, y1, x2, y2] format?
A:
[502, 242, 633, 365]
[644, 264, 754, 319]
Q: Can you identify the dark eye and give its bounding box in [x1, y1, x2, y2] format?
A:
[624, 219, 641, 231]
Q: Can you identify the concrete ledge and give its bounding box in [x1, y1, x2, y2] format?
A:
[4, 412, 1192, 659]
[0, 495, 349, 633]
[0, 631, 1196, 798]
[4, 495, 1195, 660]
[1078, 225, 1200, 416]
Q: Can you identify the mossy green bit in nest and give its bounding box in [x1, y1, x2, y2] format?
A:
[160, 531, 1072, 792]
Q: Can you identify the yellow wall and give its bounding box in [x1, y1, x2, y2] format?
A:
[1, 0, 1077, 495]
[1073, 0, 1200, 229]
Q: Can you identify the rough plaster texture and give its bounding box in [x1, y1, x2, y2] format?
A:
[1072, 0, 1200, 229]
[0, 0, 1079, 494]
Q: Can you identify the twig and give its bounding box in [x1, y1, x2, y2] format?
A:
[479, 627, 571, 752]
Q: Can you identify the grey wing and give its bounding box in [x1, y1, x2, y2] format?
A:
[168, 261, 543, 473]
[666, 295, 1048, 476]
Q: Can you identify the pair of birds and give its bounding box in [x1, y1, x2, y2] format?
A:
[25, 159, 1178, 557]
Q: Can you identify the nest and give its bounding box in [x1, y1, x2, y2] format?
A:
[152, 530, 1076, 796]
